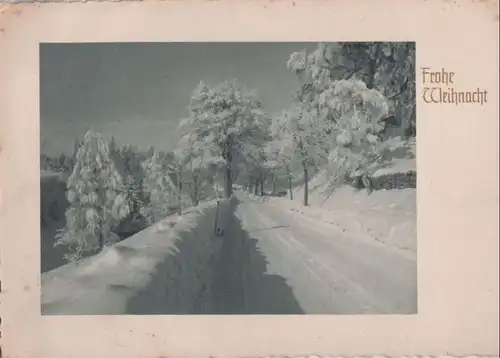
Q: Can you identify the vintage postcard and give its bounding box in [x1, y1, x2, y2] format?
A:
[0, 1, 498, 357]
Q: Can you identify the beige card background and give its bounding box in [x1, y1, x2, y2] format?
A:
[0, 1, 499, 357]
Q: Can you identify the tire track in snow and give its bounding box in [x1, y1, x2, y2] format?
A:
[251, 203, 383, 312]
[263, 202, 417, 313]
[236, 194, 416, 314]
[239, 199, 382, 313]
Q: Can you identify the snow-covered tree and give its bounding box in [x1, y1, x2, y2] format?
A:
[232, 112, 272, 196]
[286, 42, 415, 138]
[119, 145, 146, 196]
[273, 105, 331, 206]
[55, 129, 131, 261]
[184, 79, 266, 198]
[315, 79, 389, 188]
[287, 44, 393, 195]
[140, 151, 177, 224]
[264, 129, 296, 200]
[167, 148, 187, 214]
[124, 174, 143, 217]
[175, 129, 221, 206]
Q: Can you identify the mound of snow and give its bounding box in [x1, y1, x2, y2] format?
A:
[266, 185, 416, 255]
[41, 198, 233, 315]
[372, 137, 416, 178]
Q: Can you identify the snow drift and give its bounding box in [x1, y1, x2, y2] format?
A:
[272, 186, 416, 254]
[269, 139, 417, 255]
[41, 198, 234, 315]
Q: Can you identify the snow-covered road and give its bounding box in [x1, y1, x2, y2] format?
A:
[211, 192, 417, 314]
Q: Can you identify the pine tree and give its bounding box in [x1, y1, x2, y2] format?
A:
[140, 152, 176, 224]
[55, 130, 130, 261]
[125, 174, 143, 218]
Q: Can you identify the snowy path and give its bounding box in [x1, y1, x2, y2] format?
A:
[211, 192, 417, 314]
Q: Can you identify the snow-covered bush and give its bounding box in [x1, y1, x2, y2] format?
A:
[55, 130, 131, 261]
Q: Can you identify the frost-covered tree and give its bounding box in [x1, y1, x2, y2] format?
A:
[167, 148, 188, 214]
[316, 79, 389, 188]
[287, 44, 393, 193]
[119, 145, 146, 200]
[140, 151, 176, 224]
[55, 130, 131, 261]
[124, 174, 143, 218]
[238, 143, 265, 195]
[233, 113, 272, 196]
[184, 80, 266, 198]
[176, 129, 221, 206]
[265, 128, 296, 200]
[274, 105, 331, 206]
[287, 42, 415, 138]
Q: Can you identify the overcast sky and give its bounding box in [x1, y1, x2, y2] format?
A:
[40, 42, 318, 156]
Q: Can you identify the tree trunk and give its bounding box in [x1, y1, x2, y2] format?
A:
[223, 140, 234, 198]
[271, 174, 276, 194]
[96, 182, 104, 252]
[254, 179, 259, 195]
[302, 162, 309, 206]
[177, 171, 182, 215]
[97, 230, 104, 252]
[191, 174, 199, 206]
[224, 157, 232, 198]
[259, 171, 264, 196]
[366, 43, 381, 89]
[224, 165, 232, 197]
[288, 174, 293, 200]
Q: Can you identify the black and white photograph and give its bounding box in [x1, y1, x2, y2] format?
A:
[40, 42, 417, 315]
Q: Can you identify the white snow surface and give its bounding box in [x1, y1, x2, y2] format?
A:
[42, 183, 416, 314]
[41, 199, 231, 315]
[372, 137, 416, 177]
[235, 189, 416, 314]
[276, 185, 416, 253]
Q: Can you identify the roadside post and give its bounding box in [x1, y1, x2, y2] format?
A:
[213, 199, 224, 237]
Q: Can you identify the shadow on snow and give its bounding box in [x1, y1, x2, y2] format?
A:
[126, 198, 304, 315]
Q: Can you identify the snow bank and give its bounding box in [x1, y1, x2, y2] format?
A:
[371, 158, 416, 178]
[41, 198, 234, 315]
[266, 138, 416, 256]
[372, 137, 416, 178]
[267, 185, 416, 255]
